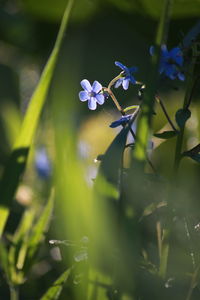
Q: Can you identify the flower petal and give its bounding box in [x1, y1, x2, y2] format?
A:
[92, 80, 102, 93]
[114, 78, 123, 88]
[110, 115, 131, 128]
[88, 97, 97, 110]
[129, 66, 138, 73]
[177, 72, 185, 81]
[115, 61, 127, 72]
[149, 46, 155, 56]
[81, 79, 92, 92]
[129, 75, 136, 85]
[95, 94, 105, 105]
[122, 78, 130, 90]
[165, 65, 176, 79]
[170, 47, 183, 66]
[161, 45, 168, 57]
[79, 91, 89, 102]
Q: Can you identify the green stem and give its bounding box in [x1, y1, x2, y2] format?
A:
[9, 285, 19, 300]
[158, 228, 170, 279]
[133, 0, 172, 163]
[174, 51, 196, 173]
[155, 95, 178, 132]
[104, 87, 123, 113]
[108, 74, 122, 90]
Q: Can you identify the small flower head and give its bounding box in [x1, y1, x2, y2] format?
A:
[35, 148, 51, 179]
[79, 79, 105, 110]
[150, 45, 185, 81]
[110, 114, 132, 128]
[114, 61, 138, 90]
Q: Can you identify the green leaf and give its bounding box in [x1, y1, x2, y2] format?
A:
[141, 201, 167, 219]
[40, 268, 71, 300]
[107, 0, 200, 18]
[8, 208, 35, 285]
[23, 195, 54, 273]
[0, 242, 9, 281]
[175, 108, 191, 129]
[97, 125, 129, 187]
[0, 0, 74, 237]
[154, 130, 178, 139]
[186, 153, 200, 163]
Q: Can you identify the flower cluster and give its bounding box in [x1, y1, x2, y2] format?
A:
[79, 61, 138, 111]
[150, 45, 185, 80]
[78, 46, 185, 127]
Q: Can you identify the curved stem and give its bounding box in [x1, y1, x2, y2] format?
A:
[155, 95, 178, 132]
[108, 74, 122, 90]
[104, 87, 123, 113]
[186, 75, 200, 109]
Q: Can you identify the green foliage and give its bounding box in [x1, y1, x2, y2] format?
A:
[154, 130, 178, 139]
[0, 196, 54, 288]
[185, 153, 200, 163]
[40, 268, 71, 300]
[96, 125, 129, 186]
[0, 0, 200, 299]
[0, 0, 74, 237]
[23, 195, 54, 273]
[175, 108, 191, 129]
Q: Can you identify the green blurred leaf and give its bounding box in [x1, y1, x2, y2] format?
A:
[0, 242, 9, 281]
[0, 104, 22, 147]
[141, 201, 167, 219]
[40, 268, 71, 300]
[108, 0, 200, 18]
[8, 208, 35, 285]
[23, 195, 54, 273]
[0, 0, 74, 237]
[21, 0, 98, 23]
[175, 108, 191, 129]
[154, 130, 178, 139]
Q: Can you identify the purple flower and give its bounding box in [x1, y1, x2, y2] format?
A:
[110, 114, 132, 128]
[150, 45, 185, 81]
[79, 79, 105, 110]
[35, 148, 51, 179]
[114, 61, 138, 90]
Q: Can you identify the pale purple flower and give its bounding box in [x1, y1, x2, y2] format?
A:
[79, 79, 105, 110]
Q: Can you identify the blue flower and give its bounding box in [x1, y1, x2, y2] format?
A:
[79, 79, 105, 110]
[35, 148, 51, 179]
[150, 45, 185, 81]
[114, 61, 138, 90]
[110, 114, 132, 128]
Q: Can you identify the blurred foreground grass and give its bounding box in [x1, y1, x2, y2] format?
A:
[0, 1, 200, 300]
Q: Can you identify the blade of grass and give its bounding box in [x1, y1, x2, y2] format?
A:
[40, 268, 71, 300]
[0, 0, 74, 237]
[133, 0, 172, 164]
[8, 208, 35, 285]
[131, 0, 173, 281]
[23, 194, 54, 273]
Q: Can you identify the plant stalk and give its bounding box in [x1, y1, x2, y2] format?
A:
[9, 285, 19, 300]
[174, 50, 197, 173]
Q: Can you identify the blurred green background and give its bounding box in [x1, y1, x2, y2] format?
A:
[0, 0, 200, 299]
